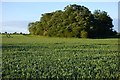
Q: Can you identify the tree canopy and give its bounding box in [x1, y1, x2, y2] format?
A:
[28, 4, 117, 38]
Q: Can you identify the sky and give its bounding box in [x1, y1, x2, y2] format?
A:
[1, 1, 119, 33]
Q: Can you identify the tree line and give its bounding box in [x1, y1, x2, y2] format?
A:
[28, 4, 117, 38]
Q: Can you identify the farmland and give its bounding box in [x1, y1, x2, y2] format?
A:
[1, 35, 120, 79]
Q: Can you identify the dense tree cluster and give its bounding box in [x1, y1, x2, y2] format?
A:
[28, 4, 117, 38]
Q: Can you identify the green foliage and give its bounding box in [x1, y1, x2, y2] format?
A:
[92, 10, 115, 38]
[28, 4, 116, 38]
[2, 35, 120, 79]
[80, 30, 88, 38]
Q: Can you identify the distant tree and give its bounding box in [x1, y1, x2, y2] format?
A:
[28, 22, 36, 35]
[20, 32, 22, 34]
[28, 4, 117, 38]
[4, 32, 11, 38]
[5, 32, 8, 37]
[92, 10, 116, 38]
[13, 32, 17, 34]
[5, 32, 7, 34]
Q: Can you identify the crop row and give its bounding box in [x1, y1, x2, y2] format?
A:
[2, 43, 120, 79]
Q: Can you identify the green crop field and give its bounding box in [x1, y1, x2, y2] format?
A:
[1, 35, 120, 79]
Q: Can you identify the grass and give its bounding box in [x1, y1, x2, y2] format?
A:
[1, 35, 120, 79]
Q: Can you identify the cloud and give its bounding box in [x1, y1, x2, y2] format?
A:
[113, 18, 118, 32]
[1, 21, 29, 33]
